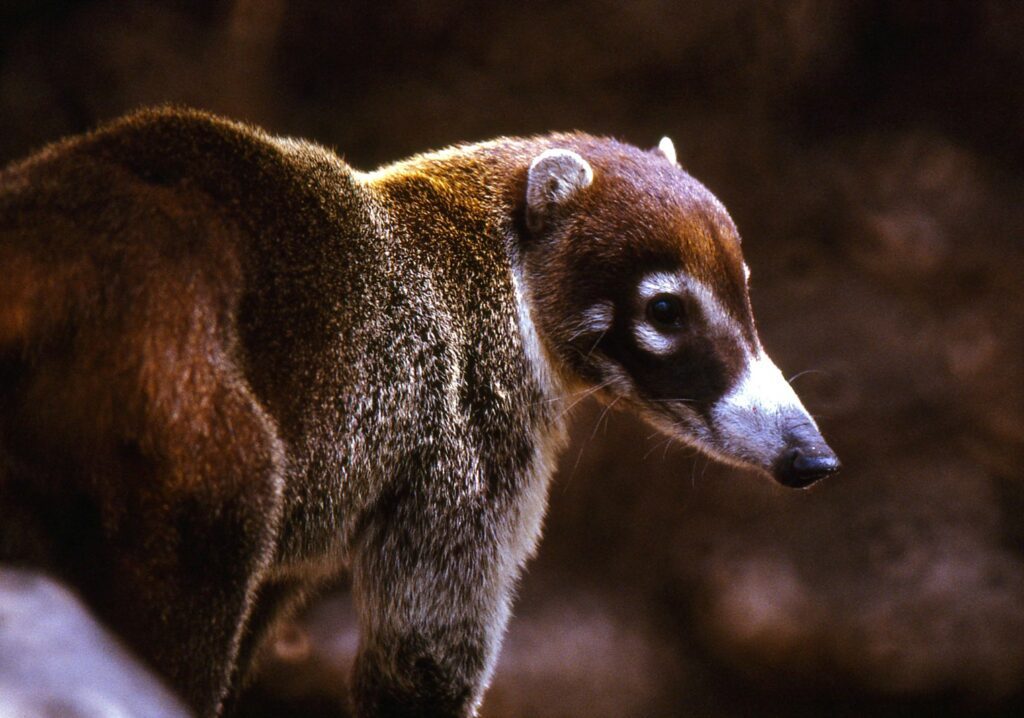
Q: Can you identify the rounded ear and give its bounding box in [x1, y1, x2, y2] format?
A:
[526, 149, 594, 232]
[656, 136, 678, 165]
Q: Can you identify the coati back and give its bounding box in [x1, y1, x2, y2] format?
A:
[0, 108, 838, 717]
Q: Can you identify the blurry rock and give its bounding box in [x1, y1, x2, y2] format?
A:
[944, 309, 1000, 380]
[835, 462, 1024, 701]
[699, 555, 825, 675]
[859, 208, 947, 277]
[0, 567, 191, 718]
[487, 592, 684, 718]
[834, 133, 987, 284]
[674, 450, 1024, 706]
[235, 594, 356, 717]
[271, 621, 314, 664]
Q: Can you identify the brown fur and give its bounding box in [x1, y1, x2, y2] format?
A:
[0, 108, 834, 716]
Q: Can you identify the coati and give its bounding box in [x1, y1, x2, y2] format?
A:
[0, 108, 839, 717]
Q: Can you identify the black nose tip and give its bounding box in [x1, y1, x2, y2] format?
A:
[775, 447, 841, 488]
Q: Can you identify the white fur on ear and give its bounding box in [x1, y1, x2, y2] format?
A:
[657, 136, 678, 165]
[526, 149, 594, 231]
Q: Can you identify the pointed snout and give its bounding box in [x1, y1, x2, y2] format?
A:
[705, 350, 840, 489]
[773, 441, 840, 489]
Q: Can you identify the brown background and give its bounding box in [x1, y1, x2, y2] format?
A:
[2, 1, 1023, 716]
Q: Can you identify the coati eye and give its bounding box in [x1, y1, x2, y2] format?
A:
[646, 294, 684, 329]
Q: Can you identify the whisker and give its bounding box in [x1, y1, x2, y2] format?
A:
[564, 442, 588, 492]
[553, 378, 615, 421]
[699, 453, 711, 484]
[530, 377, 614, 414]
[787, 368, 829, 385]
[531, 382, 602, 406]
[643, 434, 673, 461]
[566, 325, 596, 344]
[587, 395, 622, 445]
[662, 437, 677, 460]
[565, 393, 624, 491]
[582, 328, 609, 360]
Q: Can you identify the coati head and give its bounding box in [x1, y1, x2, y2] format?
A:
[520, 135, 839, 488]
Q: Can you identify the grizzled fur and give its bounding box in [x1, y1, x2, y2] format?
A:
[0, 108, 836, 717]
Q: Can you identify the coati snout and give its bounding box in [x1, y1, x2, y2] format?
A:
[0, 108, 838, 717]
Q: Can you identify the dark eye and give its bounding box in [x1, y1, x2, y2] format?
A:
[646, 294, 684, 329]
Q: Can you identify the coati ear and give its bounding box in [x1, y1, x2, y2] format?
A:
[526, 149, 594, 232]
[656, 136, 679, 165]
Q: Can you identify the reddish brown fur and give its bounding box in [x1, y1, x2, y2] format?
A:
[0, 108, 807, 717]
[0, 110, 295, 714]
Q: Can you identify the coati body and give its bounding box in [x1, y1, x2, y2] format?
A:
[0, 109, 838, 716]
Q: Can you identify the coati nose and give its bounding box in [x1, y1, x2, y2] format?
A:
[774, 446, 840, 489]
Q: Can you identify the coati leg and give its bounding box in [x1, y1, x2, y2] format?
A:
[350, 492, 514, 718]
[76, 398, 284, 717]
[5, 347, 286, 717]
[0, 428, 284, 717]
[104, 457, 284, 717]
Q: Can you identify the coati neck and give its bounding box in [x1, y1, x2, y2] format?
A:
[357, 138, 585, 407]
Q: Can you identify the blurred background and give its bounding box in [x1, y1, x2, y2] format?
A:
[2, 1, 1023, 716]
